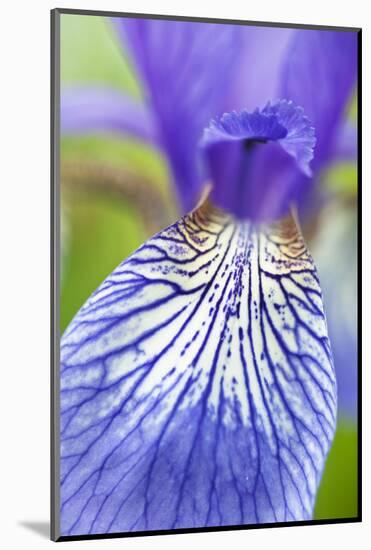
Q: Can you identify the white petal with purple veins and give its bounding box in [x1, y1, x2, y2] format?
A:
[60, 201, 336, 535]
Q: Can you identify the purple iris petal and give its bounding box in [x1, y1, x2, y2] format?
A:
[112, 18, 242, 212]
[226, 27, 294, 112]
[60, 202, 335, 535]
[280, 30, 357, 170]
[61, 86, 159, 144]
[312, 206, 357, 416]
[332, 120, 357, 162]
[202, 100, 316, 221]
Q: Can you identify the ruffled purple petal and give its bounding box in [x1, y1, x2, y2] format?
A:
[264, 101, 316, 177]
[280, 29, 358, 171]
[201, 108, 288, 146]
[112, 18, 242, 211]
[61, 86, 159, 144]
[201, 100, 315, 221]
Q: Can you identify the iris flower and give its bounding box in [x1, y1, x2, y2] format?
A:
[60, 19, 357, 535]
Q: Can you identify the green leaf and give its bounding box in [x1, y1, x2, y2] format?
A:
[324, 162, 357, 198]
[61, 14, 140, 96]
[60, 193, 146, 333]
[314, 419, 358, 519]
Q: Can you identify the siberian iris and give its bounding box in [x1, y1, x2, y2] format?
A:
[60, 19, 357, 535]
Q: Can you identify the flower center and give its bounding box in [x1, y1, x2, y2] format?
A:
[200, 100, 316, 222]
[243, 138, 268, 151]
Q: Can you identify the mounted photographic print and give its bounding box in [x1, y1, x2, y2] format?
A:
[51, 8, 361, 542]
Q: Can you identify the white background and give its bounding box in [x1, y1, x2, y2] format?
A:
[0, 0, 369, 548]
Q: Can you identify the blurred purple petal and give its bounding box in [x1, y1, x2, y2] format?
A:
[202, 101, 315, 221]
[61, 87, 159, 144]
[113, 18, 242, 211]
[332, 120, 357, 162]
[226, 27, 294, 112]
[312, 206, 357, 417]
[280, 30, 357, 170]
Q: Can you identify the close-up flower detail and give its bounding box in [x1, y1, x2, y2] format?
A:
[61, 203, 335, 533]
[59, 16, 358, 537]
[201, 100, 316, 221]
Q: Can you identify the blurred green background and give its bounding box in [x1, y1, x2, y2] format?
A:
[60, 14, 358, 522]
